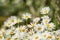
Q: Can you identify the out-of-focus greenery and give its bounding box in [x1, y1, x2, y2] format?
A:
[0, 0, 60, 29]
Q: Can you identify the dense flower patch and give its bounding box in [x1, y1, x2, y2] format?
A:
[0, 7, 60, 40]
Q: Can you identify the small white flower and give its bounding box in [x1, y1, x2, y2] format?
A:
[34, 24, 45, 32]
[44, 22, 55, 30]
[27, 23, 36, 28]
[42, 18, 51, 24]
[42, 31, 55, 40]
[4, 21, 12, 27]
[40, 7, 50, 14]
[4, 16, 17, 27]
[4, 16, 22, 27]
[33, 17, 40, 23]
[22, 13, 31, 20]
[8, 16, 17, 23]
[5, 29, 14, 36]
[30, 33, 42, 40]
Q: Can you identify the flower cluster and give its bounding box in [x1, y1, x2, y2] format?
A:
[0, 7, 60, 40]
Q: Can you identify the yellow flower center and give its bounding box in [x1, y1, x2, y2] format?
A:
[35, 36, 39, 39]
[46, 24, 51, 28]
[10, 31, 14, 35]
[19, 28, 25, 32]
[45, 20, 48, 23]
[7, 38, 11, 40]
[25, 16, 29, 19]
[29, 31, 34, 35]
[48, 36, 52, 39]
[56, 36, 59, 40]
[38, 27, 42, 30]
[44, 10, 48, 13]
[0, 35, 3, 39]
[11, 19, 14, 22]
[8, 23, 11, 26]
[43, 34, 46, 38]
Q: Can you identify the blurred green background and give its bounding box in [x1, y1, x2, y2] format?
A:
[0, 0, 60, 29]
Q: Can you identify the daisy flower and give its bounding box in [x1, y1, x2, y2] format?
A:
[40, 7, 50, 14]
[44, 22, 55, 30]
[4, 21, 12, 27]
[33, 17, 40, 23]
[5, 29, 14, 36]
[22, 13, 31, 20]
[4, 16, 22, 27]
[42, 31, 55, 40]
[42, 18, 51, 24]
[8, 16, 17, 24]
[41, 16, 51, 24]
[18, 25, 27, 32]
[4, 16, 17, 27]
[34, 24, 45, 33]
[30, 33, 42, 40]
[27, 23, 36, 28]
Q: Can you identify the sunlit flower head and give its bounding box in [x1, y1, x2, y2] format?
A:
[42, 18, 51, 24]
[42, 31, 55, 40]
[4, 16, 17, 27]
[34, 24, 45, 32]
[4, 21, 12, 27]
[30, 33, 42, 40]
[40, 7, 50, 14]
[4, 16, 22, 27]
[18, 25, 27, 32]
[44, 22, 55, 30]
[22, 13, 31, 20]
